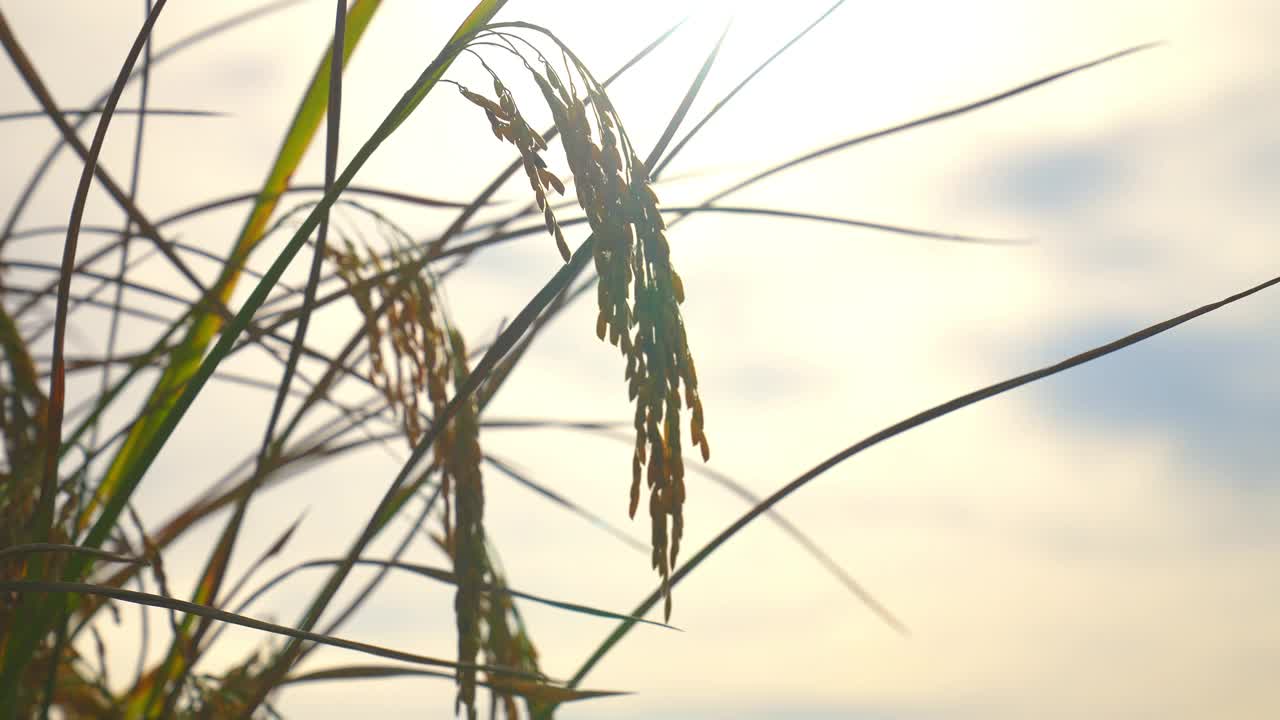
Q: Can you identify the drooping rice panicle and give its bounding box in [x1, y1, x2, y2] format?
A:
[461, 31, 708, 619]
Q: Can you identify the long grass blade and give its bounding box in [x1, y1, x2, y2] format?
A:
[0, 581, 544, 681]
[518, 422, 906, 634]
[439, 205, 1022, 260]
[216, 510, 307, 615]
[281, 665, 626, 703]
[155, 184, 480, 227]
[0, 544, 145, 565]
[703, 43, 1158, 205]
[660, 206, 1026, 244]
[260, 558, 676, 630]
[261, 0, 347, 480]
[0, 107, 220, 122]
[93, 0, 157, 548]
[642, 21, 731, 170]
[652, 0, 847, 179]
[483, 454, 648, 554]
[557, 270, 1280, 699]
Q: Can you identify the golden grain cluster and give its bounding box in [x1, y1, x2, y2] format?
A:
[327, 238, 451, 449]
[461, 35, 708, 620]
[328, 241, 540, 719]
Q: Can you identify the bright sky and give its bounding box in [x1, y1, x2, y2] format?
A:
[2, 1, 1278, 718]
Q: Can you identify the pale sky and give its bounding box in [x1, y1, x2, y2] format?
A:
[2, 1, 1278, 718]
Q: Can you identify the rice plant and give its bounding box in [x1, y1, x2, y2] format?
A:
[0, 1, 1259, 718]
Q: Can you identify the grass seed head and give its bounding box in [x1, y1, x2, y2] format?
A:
[463, 31, 709, 620]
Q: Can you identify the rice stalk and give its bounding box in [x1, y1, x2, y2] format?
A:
[457, 27, 709, 619]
